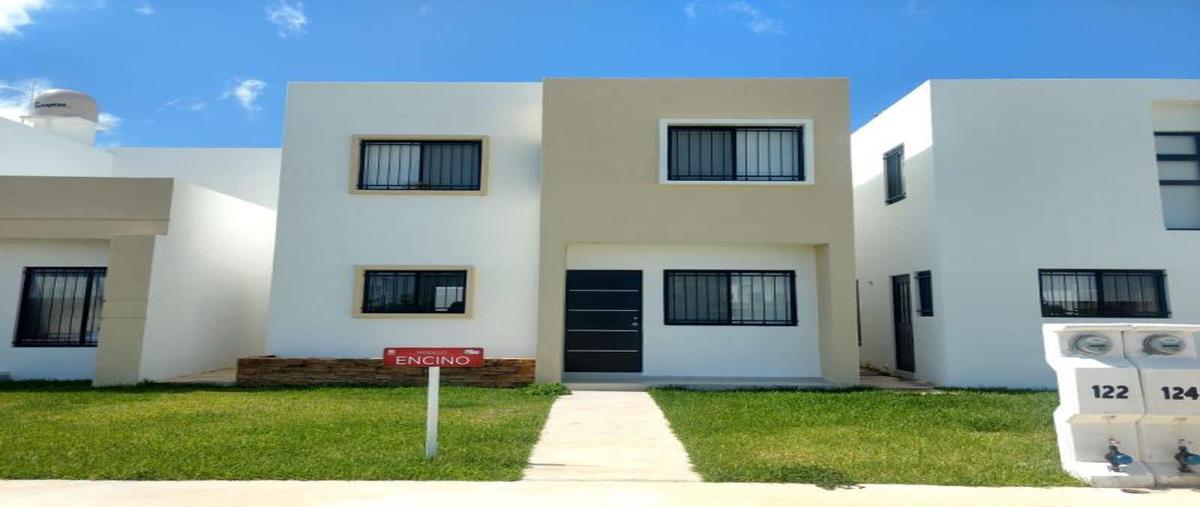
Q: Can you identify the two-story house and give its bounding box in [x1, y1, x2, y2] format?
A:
[255, 78, 860, 387]
[853, 79, 1200, 388]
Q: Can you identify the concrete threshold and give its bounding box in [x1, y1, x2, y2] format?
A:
[563, 373, 837, 391]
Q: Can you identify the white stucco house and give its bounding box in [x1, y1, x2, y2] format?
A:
[853, 79, 1200, 388]
[0, 90, 280, 385]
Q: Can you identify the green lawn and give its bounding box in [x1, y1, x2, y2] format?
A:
[0, 382, 556, 480]
[651, 388, 1080, 488]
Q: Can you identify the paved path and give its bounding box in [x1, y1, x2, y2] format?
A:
[522, 391, 702, 482]
[1, 480, 1193, 507]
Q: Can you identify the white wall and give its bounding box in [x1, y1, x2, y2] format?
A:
[851, 82, 953, 382]
[929, 80, 1200, 388]
[567, 242, 822, 378]
[0, 117, 112, 177]
[137, 182, 276, 380]
[266, 83, 542, 359]
[0, 239, 109, 380]
[110, 148, 282, 209]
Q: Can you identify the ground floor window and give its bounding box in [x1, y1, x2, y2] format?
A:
[360, 269, 468, 314]
[664, 270, 797, 326]
[14, 267, 107, 347]
[1038, 269, 1168, 318]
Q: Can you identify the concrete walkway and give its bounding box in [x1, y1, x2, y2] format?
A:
[523, 391, 701, 482]
[1, 480, 1193, 507]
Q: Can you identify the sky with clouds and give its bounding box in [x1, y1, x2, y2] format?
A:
[1, 0, 1198, 148]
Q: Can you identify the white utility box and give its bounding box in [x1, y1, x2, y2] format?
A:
[1044, 324, 1152, 487]
[1123, 324, 1200, 487]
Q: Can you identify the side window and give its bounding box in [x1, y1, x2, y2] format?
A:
[1039, 269, 1169, 318]
[884, 145, 905, 204]
[1154, 132, 1200, 230]
[14, 267, 107, 347]
[915, 270, 933, 317]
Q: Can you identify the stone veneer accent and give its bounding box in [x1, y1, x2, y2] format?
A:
[236, 356, 535, 387]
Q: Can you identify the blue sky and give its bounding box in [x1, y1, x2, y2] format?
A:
[2, 0, 1198, 148]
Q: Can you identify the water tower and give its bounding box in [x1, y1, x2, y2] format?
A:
[21, 89, 100, 145]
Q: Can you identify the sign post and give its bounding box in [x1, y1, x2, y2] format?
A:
[383, 347, 484, 459]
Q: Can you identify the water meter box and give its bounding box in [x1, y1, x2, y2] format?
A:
[1043, 324, 1153, 487]
[1124, 325, 1200, 487]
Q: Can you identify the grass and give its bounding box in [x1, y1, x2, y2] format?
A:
[0, 381, 557, 480]
[651, 388, 1081, 488]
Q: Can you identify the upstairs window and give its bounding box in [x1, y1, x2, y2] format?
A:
[360, 269, 468, 315]
[1155, 132, 1200, 230]
[1039, 269, 1168, 318]
[667, 126, 804, 182]
[664, 270, 797, 326]
[915, 270, 933, 317]
[14, 267, 106, 347]
[884, 145, 905, 204]
[356, 139, 482, 191]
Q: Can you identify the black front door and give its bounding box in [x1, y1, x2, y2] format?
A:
[891, 274, 915, 373]
[564, 270, 642, 373]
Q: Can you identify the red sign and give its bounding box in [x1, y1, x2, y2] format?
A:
[383, 347, 485, 368]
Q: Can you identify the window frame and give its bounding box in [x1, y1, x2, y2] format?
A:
[663, 269, 799, 327]
[349, 135, 490, 195]
[1038, 269, 1170, 319]
[13, 266, 107, 348]
[884, 144, 906, 204]
[352, 265, 475, 319]
[914, 270, 933, 317]
[658, 118, 815, 186]
[1154, 131, 1200, 231]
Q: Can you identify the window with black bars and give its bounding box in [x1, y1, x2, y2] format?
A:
[1038, 269, 1169, 318]
[361, 270, 468, 314]
[884, 145, 905, 204]
[14, 267, 107, 347]
[358, 140, 482, 191]
[664, 270, 797, 326]
[667, 126, 804, 181]
[915, 270, 933, 317]
[1154, 132, 1200, 230]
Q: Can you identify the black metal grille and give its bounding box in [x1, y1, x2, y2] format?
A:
[14, 267, 106, 347]
[1039, 269, 1168, 318]
[667, 126, 804, 181]
[1154, 132, 1200, 230]
[358, 140, 482, 191]
[664, 270, 797, 326]
[915, 270, 933, 317]
[884, 145, 905, 204]
[362, 270, 468, 314]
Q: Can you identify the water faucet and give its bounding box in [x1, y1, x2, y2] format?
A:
[1105, 439, 1133, 472]
[1175, 440, 1200, 473]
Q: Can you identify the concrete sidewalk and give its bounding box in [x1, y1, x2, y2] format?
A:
[522, 391, 701, 481]
[1, 480, 1194, 507]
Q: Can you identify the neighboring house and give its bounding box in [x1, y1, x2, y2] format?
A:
[0, 90, 280, 385]
[261, 78, 860, 387]
[853, 79, 1200, 388]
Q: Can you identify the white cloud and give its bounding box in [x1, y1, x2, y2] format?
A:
[159, 96, 207, 113]
[222, 78, 267, 116]
[97, 112, 122, 130]
[724, 1, 784, 34]
[132, 1, 155, 15]
[0, 0, 48, 37]
[0, 78, 53, 122]
[265, 0, 307, 38]
[683, 2, 697, 19]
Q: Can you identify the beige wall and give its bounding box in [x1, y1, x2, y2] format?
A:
[537, 78, 858, 384]
[0, 176, 172, 239]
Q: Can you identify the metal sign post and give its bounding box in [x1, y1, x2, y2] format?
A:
[382, 347, 484, 460]
[425, 366, 440, 459]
